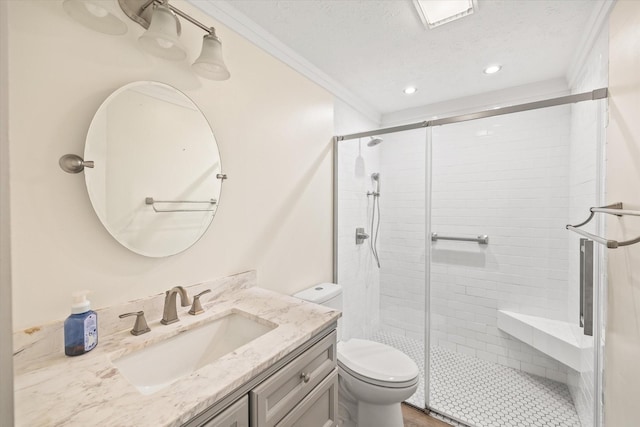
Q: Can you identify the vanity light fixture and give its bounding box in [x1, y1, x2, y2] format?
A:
[483, 64, 502, 74]
[63, 0, 231, 80]
[137, 2, 187, 61]
[403, 86, 418, 95]
[192, 29, 231, 80]
[62, 0, 128, 35]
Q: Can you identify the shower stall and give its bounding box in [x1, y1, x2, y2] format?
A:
[334, 89, 607, 427]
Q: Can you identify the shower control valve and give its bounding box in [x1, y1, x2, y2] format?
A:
[355, 227, 370, 245]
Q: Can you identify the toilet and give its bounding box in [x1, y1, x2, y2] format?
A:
[294, 283, 419, 427]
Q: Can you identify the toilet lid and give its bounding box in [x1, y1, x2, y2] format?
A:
[337, 339, 419, 387]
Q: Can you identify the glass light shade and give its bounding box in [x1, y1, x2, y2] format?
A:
[63, 0, 127, 35]
[192, 34, 231, 81]
[138, 5, 186, 61]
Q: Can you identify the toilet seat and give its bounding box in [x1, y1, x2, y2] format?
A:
[337, 339, 419, 389]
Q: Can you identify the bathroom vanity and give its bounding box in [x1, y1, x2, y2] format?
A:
[12, 272, 340, 426]
[187, 330, 337, 427]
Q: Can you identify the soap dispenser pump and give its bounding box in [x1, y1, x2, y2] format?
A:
[64, 291, 98, 356]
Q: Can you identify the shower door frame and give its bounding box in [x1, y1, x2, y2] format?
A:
[333, 88, 609, 426]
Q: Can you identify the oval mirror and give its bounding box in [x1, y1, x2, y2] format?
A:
[84, 81, 222, 257]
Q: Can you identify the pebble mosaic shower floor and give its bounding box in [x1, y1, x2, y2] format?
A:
[368, 331, 581, 427]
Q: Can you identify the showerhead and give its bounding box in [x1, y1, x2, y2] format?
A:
[367, 137, 383, 147]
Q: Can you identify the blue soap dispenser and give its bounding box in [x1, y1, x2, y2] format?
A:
[64, 291, 98, 356]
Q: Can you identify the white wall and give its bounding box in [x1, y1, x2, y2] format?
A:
[0, 0, 14, 423]
[604, 2, 640, 425]
[8, 0, 334, 330]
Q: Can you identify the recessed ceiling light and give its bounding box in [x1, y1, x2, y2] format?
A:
[484, 65, 502, 74]
[413, 0, 476, 29]
[403, 86, 417, 95]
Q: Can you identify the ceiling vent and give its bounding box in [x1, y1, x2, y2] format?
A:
[413, 0, 476, 29]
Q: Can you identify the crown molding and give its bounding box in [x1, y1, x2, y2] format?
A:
[188, 0, 381, 124]
[566, 0, 616, 89]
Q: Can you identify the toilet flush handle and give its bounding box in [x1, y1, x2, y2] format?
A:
[300, 372, 311, 383]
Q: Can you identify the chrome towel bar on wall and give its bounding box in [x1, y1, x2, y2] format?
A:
[566, 202, 640, 248]
[145, 197, 217, 213]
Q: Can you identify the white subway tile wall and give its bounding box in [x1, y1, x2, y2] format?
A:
[378, 129, 428, 342]
[335, 99, 382, 341]
[337, 137, 381, 340]
[429, 106, 573, 383]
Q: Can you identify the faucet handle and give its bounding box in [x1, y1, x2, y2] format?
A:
[189, 289, 212, 315]
[119, 311, 151, 336]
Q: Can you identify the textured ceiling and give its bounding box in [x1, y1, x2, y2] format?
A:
[222, 0, 598, 115]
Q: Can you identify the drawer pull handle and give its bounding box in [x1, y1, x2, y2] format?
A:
[300, 372, 311, 383]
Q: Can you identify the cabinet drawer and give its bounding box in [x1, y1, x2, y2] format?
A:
[201, 395, 248, 427]
[250, 331, 337, 427]
[276, 369, 338, 427]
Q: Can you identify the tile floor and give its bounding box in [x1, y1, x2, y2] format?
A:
[368, 331, 581, 427]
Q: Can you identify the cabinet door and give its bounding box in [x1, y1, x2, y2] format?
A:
[201, 395, 249, 427]
[251, 331, 337, 426]
[276, 369, 338, 427]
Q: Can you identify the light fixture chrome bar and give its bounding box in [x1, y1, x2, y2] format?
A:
[145, 197, 217, 213]
[119, 0, 213, 34]
[431, 233, 489, 245]
[335, 88, 608, 141]
[164, 2, 211, 33]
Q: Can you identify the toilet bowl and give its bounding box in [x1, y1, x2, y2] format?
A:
[337, 338, 418, 427]
[293, 283, 419, 427]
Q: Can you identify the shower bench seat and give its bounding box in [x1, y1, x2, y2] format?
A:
[497, 310, 591, 372]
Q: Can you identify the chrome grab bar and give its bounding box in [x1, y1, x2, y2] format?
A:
[431, 233, 489, 245]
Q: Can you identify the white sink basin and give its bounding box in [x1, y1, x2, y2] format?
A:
[113, 311, 277, 395]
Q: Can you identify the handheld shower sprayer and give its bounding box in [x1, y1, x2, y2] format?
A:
[368, 172, 380, 196]
[367, 172, 381, 268]
[371, 172, 380, 193]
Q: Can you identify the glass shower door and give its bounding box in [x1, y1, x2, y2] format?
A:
[427, 103, 603, 427]
[335, 128, 429, 409]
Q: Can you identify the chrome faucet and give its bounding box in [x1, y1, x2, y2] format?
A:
[161, 286, 191, 325]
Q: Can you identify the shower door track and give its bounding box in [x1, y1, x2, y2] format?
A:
[334, 88, 608, 141]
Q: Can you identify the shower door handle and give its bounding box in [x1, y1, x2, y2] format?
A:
[580, 238, 594, 336]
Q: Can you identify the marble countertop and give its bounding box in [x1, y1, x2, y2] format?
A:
[13, 280, 340, 427]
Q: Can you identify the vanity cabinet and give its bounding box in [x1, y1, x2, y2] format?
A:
[185, 329, 337, 427]
[250, 331, 337, 426]
[201, 396, 249, 427]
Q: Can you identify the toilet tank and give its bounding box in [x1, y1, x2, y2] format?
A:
[294, 283, 343, 339]
[293, 283, 342, 310]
